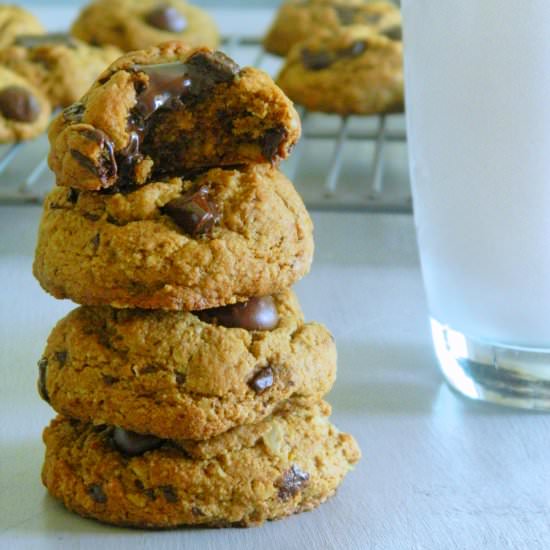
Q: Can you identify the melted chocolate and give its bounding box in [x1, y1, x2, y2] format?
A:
[0, 86, 40, 122]
[301, 40, 368, 71]
[112, 427, 163, 456]
[69, 128, 117, 184]
[15, 33, 77, 48]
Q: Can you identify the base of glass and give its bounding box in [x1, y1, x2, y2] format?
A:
[430, 318, 550, 410]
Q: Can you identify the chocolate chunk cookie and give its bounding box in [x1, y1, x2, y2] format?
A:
[0, 35, 121, 108]
[71, 0, 219, 51]
[33, 164, 314, 310]
[0, 66, 51, 143]
[42, 402, 360, 527]
[277, 27, 403, 115]
[0, 5, 44, 49]
[264, 0, 401, 56]
[48, 42, 301, 190]
[38, 291, 336, 440]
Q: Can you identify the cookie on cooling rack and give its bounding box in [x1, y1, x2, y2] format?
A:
[0, 5, 44, 49]
[37, 290, 335, 440]
[42, 402, 360, 527]
[0, 35, 121, 108]
[263, 0, 401, 57]
[0, 66, 51, 143]
[276, 27, 403, 115]
[71, 0, 219, 51]
[48, 41, 301, 191]
[33, 164, 314, 310]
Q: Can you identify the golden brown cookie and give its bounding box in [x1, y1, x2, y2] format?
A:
[0, 5, 44, 49]
[48, 42, 301, 191]
[0, 66, 51, 143]
[42, 402, 361, 527]
[0, 34, 121, 108]
[277, 26, 403, 115]
[71, 0, 219, 51]
[33, 164, 314, 310]
[263, 0, 401, 56]
[38, 291, 336, 440]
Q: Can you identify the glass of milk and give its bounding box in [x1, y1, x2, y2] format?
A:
[402, 1, 550, 408]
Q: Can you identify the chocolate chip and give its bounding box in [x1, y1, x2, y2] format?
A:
[112, 427, 163, 456]
[134, 479, 145, 490]
[67, 188, 79, 204]
[276, 465, 310, 501]
[261, 127, 288, 162]
[162, 185, 219, 236]
[175, 372, 186, 384]
[334, 5, 357, 25]
[15, 33, 76, 48]
[88, 484, 107, 503]
[301, 48, 333, 70]
[248, 366, 274, 394]
[381, 25, 402, 41]
[197, 296, 279, 331]
[102, 374, 119, 385]
[37, 358, 49, 403]
[54, 351, 67, 366]
[0, 86, 40, 122]
[161, 485, 178, 503]
[146, 5, 187, 32]
[63, 102, 85, 123]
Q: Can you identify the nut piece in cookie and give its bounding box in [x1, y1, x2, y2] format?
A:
[48, 41, 301, 191]
[0, 66, 51, 143]
[71, 0, 219, 51]
[277, 27, 403, 115]
[263, 0, 402, 56]
[0, 5, 44, 49]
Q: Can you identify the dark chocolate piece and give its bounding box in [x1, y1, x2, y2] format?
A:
[162, 184, 219, 236]
[67, 188, 79, 203]
[276, 465, 310, 501]
[88, 484, 107, 504]
[145, 5, 187, 32]
[69, 128, 116, 184]
[301, 48, 333, 70]
[102, 374, 119, 385]
[63, 102, 85, 123]
[0, 86, 40, 122]
[261, 127, 287, 162]
[37, 358, 49, 403]
[248, 366, 274, 393]
[197, 296, 279, 331]
[15, 33, 77, 48]
[112, 427, 163, 456]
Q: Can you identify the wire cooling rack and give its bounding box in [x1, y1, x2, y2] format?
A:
[0, 35, 411, 212]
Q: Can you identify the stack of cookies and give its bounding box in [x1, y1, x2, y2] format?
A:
[33, 41, 360, 528]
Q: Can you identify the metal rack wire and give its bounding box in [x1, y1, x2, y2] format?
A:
[0, 36, 411, 212]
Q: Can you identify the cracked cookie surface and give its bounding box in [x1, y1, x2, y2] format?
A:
[0, 5, 44, 48]
[277, 26, 403, 115]
[264, 0, 401, 56]
[48, 42, 301, 190]
[42, 402, 360, 527]
[71, 0, 219, 52]
[33, 164, 314, 310]
[38, 291, 336, 440]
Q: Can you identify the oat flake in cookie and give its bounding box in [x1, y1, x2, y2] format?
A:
[42, 403, 360, 528]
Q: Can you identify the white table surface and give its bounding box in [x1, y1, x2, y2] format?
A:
[2, 4, 550, 550]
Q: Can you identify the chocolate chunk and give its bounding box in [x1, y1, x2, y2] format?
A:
[381, 25, 402, 41]
[63, 102, 85, 123]
[161, 485, 178, 503]
[261, 127, 288, 162]
[67, 188, 79, 204]
[146, 5, 187, 32]
[175, 372, 186, 385]
[162, 185, 219, 236]
[37, 358, 49, 403]
[69, 129, 116, 184]
[276, 465, 310, 501]
[301, 48, 333, 70]
[54, 351, 67, 365]
[248, 366, 274, 394]
[0, 86, 40, 122]
[334, 5, 357, 25]
[102, 374, 118, 385]
[15, 33, 77, 48]
[88, 484, 107, 504]
[197, 296, 279, 331]
[112, 427, 163, 456]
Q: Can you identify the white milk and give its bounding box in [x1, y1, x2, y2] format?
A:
[402, 0, 550, 347]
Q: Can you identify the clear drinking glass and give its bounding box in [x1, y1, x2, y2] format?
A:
[402, 1, 550, 408]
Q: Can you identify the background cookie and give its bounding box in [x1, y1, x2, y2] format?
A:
[48, 42, 301, 191]
[0, 5, 44, 49]
[0, 35, 121, 108]
[0, 66, 51, 143]
[33, 164, 314, 310]
[42, 403, 360, 527]
[263, 0, 401, 56]
[39, 291, 337, 440]
[72, 0, 219, 51]
[277, 27, 403, 115]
